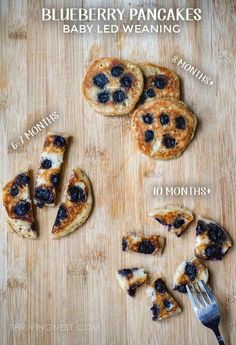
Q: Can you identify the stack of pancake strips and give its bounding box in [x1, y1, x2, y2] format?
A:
[83, 57, 232, 321]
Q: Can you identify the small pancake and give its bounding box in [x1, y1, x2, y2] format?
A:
[122, 232, 165, 255]
[195, 218, 232, 260]
[83, 57, 144, 115]
[138, 63, 180, 105]
[132, 98, 197, 160]
[116, 268, 147, 297]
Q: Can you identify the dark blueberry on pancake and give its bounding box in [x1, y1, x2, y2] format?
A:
[15, 173, 29, 186]
[68, 185, 86, 203]
[127, 283, 139, 297]
[139, 240, 155, 254]
[41, 159, 52, 169]
[98, 91, 110, 103]
[205, 245, 223, 260]
[112, 90, 126, 103]
[13, 201, 30, 217]
[146, 88, 156, 98]
[185, 262, 197, 281]
[153, 75, 168, 89]
[196, 220, 207, 235]
[177, 285, 187, 293]
[120, 74, 133, 88]
[173, 217, 185, 228]
[111, 65, 124, 77]
[150, 304, 160, 321]
[53, 135, 66, 148]
[154, 279, 166, 294]
[208, 223, 227, 245]
[144, 130, 154, 142]
[35, 187, 54, 207]
[163, 300, 172, 309]
[51, 174, 59, 186]
[122, 239, 128, 251]
[93, 73, 109, 88]
[175, 116, 186, 129]
[118, 269, 133, 277]
[162, 134, 176, 148]
[159, 113, 170, 126]
[54, 204, 68, 226]
[10, 184, 19, 197]
[142, 113, 153, 124]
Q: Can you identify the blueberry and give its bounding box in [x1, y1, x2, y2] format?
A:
[120, 74, 133, 88]
[205, 245, 223, 260]
[10, 184, 19, 197]
[142, 113, 153, 124]
[53, 135, 66, 148]
[127, 283, 140, 297]
[13, 201, 30, 217]
[173, 217, 185, 228]
[15, 173, 29, 186]
[162, 134, 176, 148]
[159, 113, 170, 126]
[111, 65, 124, 77]
[177, 285, 187, 293]
[175, 116, 186, 129]
[154, 75, 168, 89]
[208, 223, 227, 245]
[112, 90, 126, 103]
[144, 130, 154, 142]
[122, 239, 128, 251]
[41, 159, 52, 169]
[163, 300, 172, 309]
[196, 220, 207, 235]
[51, 174, 59, 186]
[150, 304, 160, 320]
[35, 187, 54, 207]
[118, 268, 133, 277]
[98, 90, 110, 103]
[139, 92, 148, 104]
[54, 204, 68, 226]
[93, 73, 109, 88]
[146, 88, 156, 98]
[185, 262, 197, 281]
[68, 185, 86, 203]
[139, 240, 155, 254]
[154, 279, 166, 293]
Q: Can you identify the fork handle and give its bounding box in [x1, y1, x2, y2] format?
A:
[212, 326, 225, 345]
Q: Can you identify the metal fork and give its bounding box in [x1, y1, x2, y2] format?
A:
[186, 280, 225, 345]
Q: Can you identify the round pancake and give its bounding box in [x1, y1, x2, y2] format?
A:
[83, 57, 144, 115]
[138, 63, 180, 105]
[132, 98, 197, 160]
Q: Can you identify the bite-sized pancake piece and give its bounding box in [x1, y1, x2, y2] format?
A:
[122, 232, 165, 255]
[116, 268, 147, 297]
[138, 63, 180, 105]
[34, 132, 69, 208]
[195, 218, 232, 260]
[83, 57, 144, 115]
[146, 278, 182, 320]
[173, 257, 209, 293]
[149, 205, 194, 237]
[132, 98, 197, 160]
[2, 170, 36, 239]
[51, 168, 93, 239]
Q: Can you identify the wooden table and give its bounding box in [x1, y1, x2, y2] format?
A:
[0, 1, 235, 344]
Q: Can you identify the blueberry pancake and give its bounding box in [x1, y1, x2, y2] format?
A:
[2, 170, 36, 239]
[195, 218, 232, 260]
[116, 268, 147, 297]
[173, 258, 209, 293]
[149, 206, 194, 237]
[83, 57, 144, 115]
[132, 98, 197, 160]
[122, 233, 165, 255]
[34, 132, 69, 208]
[51, 168, 93, 239]
[146, 278, 182, 321]
[138, 63, 180, 105]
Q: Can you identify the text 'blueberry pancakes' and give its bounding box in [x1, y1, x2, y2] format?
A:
[83, 57, 144, 115]
[34, 132, 69, 208]
[122, 233, 165, 255]
[116, 268, 147, 297]
[132, 98, 197, 160]
[146, 278, 182, 321]
[173, 257, 209, 293]
[2, 170, 36, 239]
[195, 218, 232, 260]
[138, 63, 180, 105]
[149, 205, 194, 237]
[51, 168, 93, 239]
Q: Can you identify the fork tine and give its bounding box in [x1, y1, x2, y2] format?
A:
[190, 283, 204, 308]
[186, 284, 198, 311]
[199, 280, 215, 303]
[196, 281, 209, 305]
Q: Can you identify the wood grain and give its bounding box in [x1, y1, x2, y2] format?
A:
[0, 1, 235, 344]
